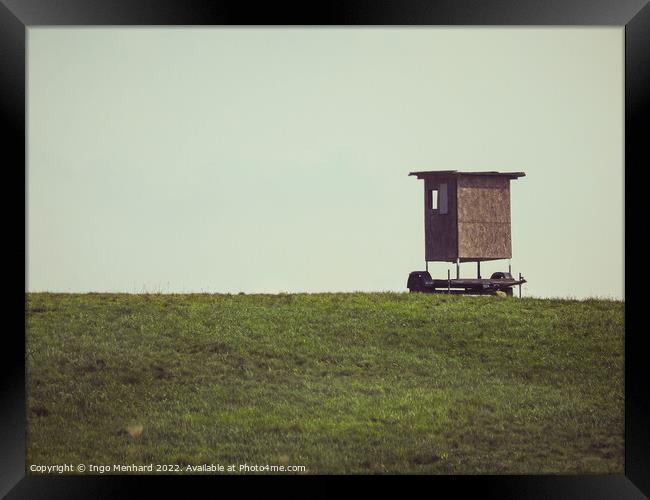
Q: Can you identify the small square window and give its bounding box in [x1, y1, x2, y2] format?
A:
[430, 189, 438, 210]
[430, 184, 448, 214]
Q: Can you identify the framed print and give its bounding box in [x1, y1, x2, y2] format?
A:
[2, 0, 648, 497]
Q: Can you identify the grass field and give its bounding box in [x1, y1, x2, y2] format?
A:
[26, 292, 624, 474]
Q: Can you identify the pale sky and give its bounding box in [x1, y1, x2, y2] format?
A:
[27, 27, 624, 299]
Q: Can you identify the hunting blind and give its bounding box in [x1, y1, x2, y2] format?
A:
[406, 170, 527, 296]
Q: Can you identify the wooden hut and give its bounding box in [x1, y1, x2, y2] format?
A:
[409, 170, 525, 279]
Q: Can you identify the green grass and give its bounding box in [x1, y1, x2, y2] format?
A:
[26, 292, 624, 474]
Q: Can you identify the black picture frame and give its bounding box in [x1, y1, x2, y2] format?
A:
[2, 1, 648, 497]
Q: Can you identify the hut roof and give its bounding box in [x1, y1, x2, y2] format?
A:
[409, 170, 525, 180]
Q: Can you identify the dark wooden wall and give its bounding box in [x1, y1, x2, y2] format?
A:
[456, 176, 512, 260]
[424, 177, 457, 261]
